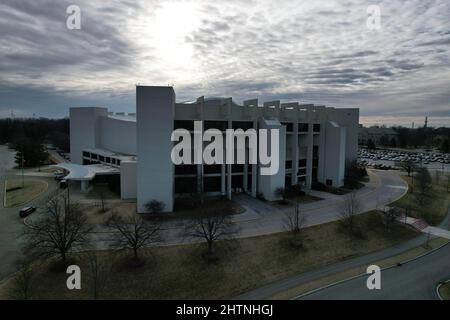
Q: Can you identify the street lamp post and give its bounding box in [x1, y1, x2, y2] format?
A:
[21, 148, 25, 189]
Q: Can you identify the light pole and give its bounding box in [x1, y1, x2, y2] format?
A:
[21, 148, 25, 189]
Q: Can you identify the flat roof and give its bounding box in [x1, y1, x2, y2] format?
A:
[83, 148, 136, 160]
[52, 163, 119, 181]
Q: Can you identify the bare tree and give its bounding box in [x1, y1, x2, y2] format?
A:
[8, 258, 35, 300]
[107, 213, 161, 263]
[84, 251, 111, 299]
[24, 195, 91, 265]
[415, 167, 432, 205]
[339, 192, 362, 235]
[395, 160, 417, 177]
[284, 198, 306, 247]
[380, 207, 396, 231]
[99, 192, 106, 213]
[184, 201, 237, 260]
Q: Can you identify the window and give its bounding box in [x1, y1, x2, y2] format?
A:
[232, 121, 253, 130]
[298, 159, 307, 167]
[105, 157, 111, 163]
[313, 146, 319, 159]
[99, 155, 105, 162]
[313, 123, 321, 132]
[313, 158, 319, 167]
[285, 160, 292, 169]
[91, 154, 98, 160]
[204, 120, 228, 131]
[204, 177, 221, 192]
[204, 164, 221, 174]
[281, 122, 293, 132]
[174, 177, 196, 193]
[174, 120, 194, 131]
[175, 164, 197, 175]
[82, 151, 90, 158]
[232, 164, 244, 173]
[298, 123, 309, 132]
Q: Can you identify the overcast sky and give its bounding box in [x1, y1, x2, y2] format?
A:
[0, 0, 449, 127]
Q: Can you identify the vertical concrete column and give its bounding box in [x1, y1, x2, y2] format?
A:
[227, 119, 232, 200]
[251, 119, 258, 197]
[136, 86, 175, 213]
[243, 147, 248, 192]
[80, 180, 89, 192]
[226, 99, 232, 200]
[221, 163, 226, 196]
[196, 98, 204, 194]
[306, 116, 314, 188]
[292, 121, 299, 186]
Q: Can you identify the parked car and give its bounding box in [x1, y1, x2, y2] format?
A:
[54, 171, 65, 181]
[59, 179, 68, 189]
[19, 206, 36, 218]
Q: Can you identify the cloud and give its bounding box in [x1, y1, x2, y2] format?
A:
[0, 0, 449, 125]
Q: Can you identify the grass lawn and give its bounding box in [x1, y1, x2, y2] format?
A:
[439, 282, 450, 300]
[0, 210, 418, 300]
[391, 174, 450, 226]
[78, 197, 245, 224]
[3, 179, 48, 208]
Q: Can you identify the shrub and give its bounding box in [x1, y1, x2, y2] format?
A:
[145, 200, 165, 214]
[311, 181, 326, 191]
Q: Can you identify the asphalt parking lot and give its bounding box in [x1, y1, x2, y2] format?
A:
[358, 148, 450, 172]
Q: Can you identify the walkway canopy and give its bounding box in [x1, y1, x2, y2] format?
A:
[52, 163, 119, 181]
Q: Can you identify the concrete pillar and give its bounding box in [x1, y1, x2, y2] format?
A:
[251, 119, 258, 197]
[136, 86, 175, 213]
[196, 98, 204, 194]
[221, 163, 226, 196]
[292, 122, 299, 186]
[306, 120, 314, 188]
[243, 148, 248, 192]
[227, 112, 232, 200]
[80, 180, 89, 192]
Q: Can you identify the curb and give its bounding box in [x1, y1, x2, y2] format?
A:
[436, 279, 450, 300]
[3, 179, 49, 209]
[292, 239, 450, 300]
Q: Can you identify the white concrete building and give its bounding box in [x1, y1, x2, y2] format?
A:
[69, 86, 359, 212]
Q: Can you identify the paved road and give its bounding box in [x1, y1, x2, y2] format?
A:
[236, 207, 450, 300]
[300, 241, 450, 300]
[0, 145, 58, 280]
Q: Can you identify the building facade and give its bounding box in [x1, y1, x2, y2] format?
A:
[358, 126, 398, 146]
[70, 86, 359, 212]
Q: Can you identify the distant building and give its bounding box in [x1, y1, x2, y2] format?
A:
[358, 126, 398, 146]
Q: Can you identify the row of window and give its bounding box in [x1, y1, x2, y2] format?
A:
[175, 164, 254, 175]
[174, 120, 321, 133]
[174, 120, 254, 131]
[174, 175, 252, 193]
[281, 123, 321, 133]
[82, 151, 121, 166]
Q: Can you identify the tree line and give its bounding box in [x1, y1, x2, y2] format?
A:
[0, 118, 70, 168]
[392, 126, 450, 152]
